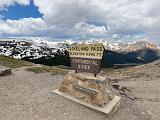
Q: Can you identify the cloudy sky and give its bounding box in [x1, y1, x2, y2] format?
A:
[0, 0, 160, 43]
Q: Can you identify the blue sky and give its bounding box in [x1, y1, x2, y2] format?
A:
[0, 0, 42, 20]
[0, 0, 159, 44]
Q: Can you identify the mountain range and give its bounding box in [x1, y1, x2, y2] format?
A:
[0, 38, 160, 66]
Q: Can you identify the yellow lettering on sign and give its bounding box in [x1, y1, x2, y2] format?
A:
[69, 44, 104, 59]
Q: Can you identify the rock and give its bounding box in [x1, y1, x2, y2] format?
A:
[0, 65, 11, 76]
[59, 70, 114, 107]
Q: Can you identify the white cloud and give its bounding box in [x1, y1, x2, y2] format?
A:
[68, 22, 108, 37]
[0, 0, 160, 43]
[33, 0, 160, 42]
[0, 0, 30, 11]
[0, 18, 56, 37]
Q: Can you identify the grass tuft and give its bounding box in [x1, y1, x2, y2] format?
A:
[26, 66, 68, 75]
[0, 55, 33, 68]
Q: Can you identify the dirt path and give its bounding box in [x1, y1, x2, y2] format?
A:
[0, 64, 160, 120]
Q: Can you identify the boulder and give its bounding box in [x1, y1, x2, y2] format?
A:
[0, 65, 11, 76]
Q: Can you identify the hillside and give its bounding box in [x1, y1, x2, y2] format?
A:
[103, 59, 160, 81]
[0, 55, 33, 68]
[126, 48, 160, 63]
[102, 50, 144, 67]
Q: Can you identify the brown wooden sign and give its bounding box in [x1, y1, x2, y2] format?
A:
[69, 43, 104, 74]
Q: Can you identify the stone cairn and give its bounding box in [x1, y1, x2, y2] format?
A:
[59, 70, 114, 107]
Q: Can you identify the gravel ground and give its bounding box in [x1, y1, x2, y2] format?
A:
[0, 61, 160, 120]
